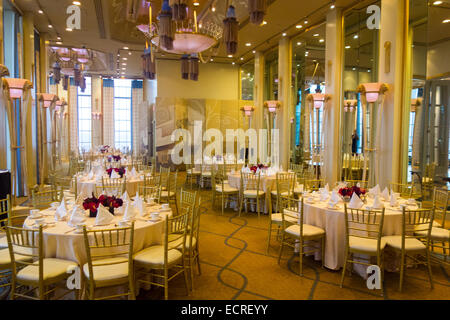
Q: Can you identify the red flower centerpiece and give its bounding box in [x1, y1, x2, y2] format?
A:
[338, 185, 366, 202]
[100, 145, 110, 154]
[249, 164, 268, 174]
[83, 193, 123, 217]
[106, 167, 126, 178]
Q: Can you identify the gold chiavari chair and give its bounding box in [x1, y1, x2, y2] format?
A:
[138, 185, 162, 203]
[133, 211, 190, 300]
[200, 163, 212, 189]
[82, 223, 135, 300]
[384, 207, 435, 291]
[416, 188, 449, 265]
[277, 197, 325, 276]
[389, 182, 413, 199]
[160, 167, 171, 191]
[344, 179, 369, 189]
[305, 179, 325, 192]
[212, 167, 239, 216]
[97, 177, 126, 197]
[239, 172, 265, 219]
[290, 163, 303, 175]
[6, 226, 79, 300]
[185, 163, 198, 188]
[0, 195, 11, 250]
[143, 174, 160, 187]
[271, 172, 295, 214]
[31, 188, 63, 210]
[161, 171, 178, 214]
[340, 206, 386, 295]
[137, 163, 152, 174]
[178, 189, 197, 218]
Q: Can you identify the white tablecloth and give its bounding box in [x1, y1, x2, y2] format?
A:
[76, 175, 145, 197]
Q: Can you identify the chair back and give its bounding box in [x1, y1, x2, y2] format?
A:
[345, 180, 368, 189]
[82, 223, 134, 290]
[179, 189, 198, 216]
[165, 212, 190, 265]
[138, 185, 162, 203]
[160, 167, 171, 188]
[390, 182, 413, 198]
[31, 188, 63, 209]
[241, 172, 261, 194]
[401, 207, 434, 249]
[0, 195, 11, 232]
[433, 188, 449, 229]
[305, 179, 324, 192]
[279, 196, 302, 230]
[343, 205, 385, 252]
[144, 174, 160, 187]
[276, 172, 294, 196]
[99, 177, 126, 196]
[166, 171, 178, 194]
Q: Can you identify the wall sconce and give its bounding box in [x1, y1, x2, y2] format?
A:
[55, 99, 67, 115]
[92, 112, 102, 120]
[264, 100, 281, 113]
[38, 93, 59, 108]
[240, 105, 255, 117]
[344, 100, 358, 112]
[307, 93, 331, 109]
[357, 82, 388, 103]
[5, 78, 32, 99]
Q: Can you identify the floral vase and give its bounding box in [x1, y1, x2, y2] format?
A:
[343, 196, 351, 203]
[109, 207, 115, 215]
[89, 210, 97, 218]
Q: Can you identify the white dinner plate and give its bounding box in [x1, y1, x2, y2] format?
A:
[29, 214, 43, 219]
[327, 206, 341, 210]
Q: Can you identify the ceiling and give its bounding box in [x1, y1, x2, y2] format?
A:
[14, 0, 367, 78]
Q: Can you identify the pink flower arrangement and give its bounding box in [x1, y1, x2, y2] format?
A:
[338, 185, 366, 198]
[250, 164, 268, 173]
[83, 193, 124, 217]
[106, 167, 126, 178]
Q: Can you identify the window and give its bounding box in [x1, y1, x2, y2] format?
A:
[78, 77, 92, 152]
[114, 79, 132, 152]
[241, 61, 254, 100]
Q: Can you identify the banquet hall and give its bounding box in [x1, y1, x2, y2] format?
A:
[0, 0, 448, 302]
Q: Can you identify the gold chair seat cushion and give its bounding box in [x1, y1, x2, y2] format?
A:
[161, 191, 175, 198]
[285, 224, 325, 238]
[215, 185, 239, 193]
[293, 187, 304, 194]
[201, 172, 212, 177]
[243, 190, 265, 198]
[168, 234, 197, 250]
[0, 235, 7, 249]
[349, 236, 387, 253]
[415, 227, 449, 241]
[18, 258, 78, 284]
[133, 245, 182, 267]
[271, 213, 297, 224]
[0, 248, 33, 269]
[83, 257, 129, 287]
[384, 236, 426, 251]
[270, 190, 289, 197]
[432, 221, 442, 228]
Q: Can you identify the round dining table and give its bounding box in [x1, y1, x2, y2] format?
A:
[76, 174, 146, 196]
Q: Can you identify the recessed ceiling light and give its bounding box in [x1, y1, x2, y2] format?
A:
[252, 50, 256, 54]
[261, 20, 267, 26]
[38, 9, 44, 14]
[56, 41, 62, 45]
[228, 54, 233, 58]
[354, 34, 359, 39]
[433, 1, 443, 5]
[123, 57, 128, 60]
[345, 45, 351, 49]
[232, 62, 235, 65]
[368, 69, 371, 72]
[313, 33, 319, 37]
[128, 52, 132, 55]
[211, 6, 216, 12]
[73, 1, 81, 5]
[48, 24, 53, 28]
[122, 63, 127, 66]
[352, 67, 356, 71]
[330, 3, 335, 9]
[193, 1, 200, 6]
[240, 57, 244, 60]
[282, 32, 287, 36]
[66, 28, 73, 31]
[319, 39, 325, 43]
[123, 46, 129, 50]
[245, 43, 251, 46]
[57, 36, 61, 40]
[210, 58, 214, 62]
[296, 25, 303, 29]
[297, 42, 302, 46]
[443, 19, 450, 23]
[304, 19, 309, 24]
[122, 68, 126, 70]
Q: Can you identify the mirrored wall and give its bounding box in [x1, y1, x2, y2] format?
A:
[241, 60, 255, 101]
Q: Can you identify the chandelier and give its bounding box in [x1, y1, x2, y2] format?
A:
[136, 0, 223, 81]
[50, 46, 91, 90]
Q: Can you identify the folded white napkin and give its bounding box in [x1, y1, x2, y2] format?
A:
[132, 193, 145, 216]
[95, 205, 114, 226]
[328, 190, 341, 206]
[348, 193, 364, 209]
[369, 184, 381, 197]
[110, 170, 120, 179]
[122, 202, 137, 221]
[86, 170, 94, 180]
[130, 167, 138, 178]
[122, 191, 130, 203]
[55, 198, 69, 221]
[320, 190, 330, 201]
[390, 192, 398, 207]
[372, 195, 384, 209]
[381, 187, 390, 201]
[67, 205, 87, 227]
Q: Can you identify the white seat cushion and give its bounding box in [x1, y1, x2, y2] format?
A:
[270, 190, 289, 197]
[0, 248, 33, 269]
[215, 185, 238, 193]
[415, 227, 449, 241]
[243, 190, 265, 198]
[201, 172, 211, 177]
[271, 213, 297, 224]
[432, 221, 442, 228]
[384, 235, 426, 251]
[82, 257, 129, 287]
[0, 235, 7, 249]
[285, 224, 325, 238]
[18, 258, 78, 284]
[133, 245, 182, 267]
[349, 236, 386, 253]
[161, 191, 175, 198]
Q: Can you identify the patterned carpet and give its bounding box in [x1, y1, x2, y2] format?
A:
[138, 185, 450, 300]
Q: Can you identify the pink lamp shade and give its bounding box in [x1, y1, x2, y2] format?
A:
[306, 93, 331, 109]
[38, 93, 59, 108]
[264, 100, 281, 113]
[241, 105, 255, 117]
[5, 78, 33, 99]
[357, 83, 388, 103]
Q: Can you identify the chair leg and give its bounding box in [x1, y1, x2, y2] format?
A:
[184, 258, 192, 294]
[238, 195, 244, 217]
[196, 251, 202, 275]
[321, 237, 325, 268]
[164, 268, 169, 300]
[189, 255, 195, 292]
[399, 251, 406, 292]
[340, 247, 349, 288]
[256, 197, 260, 219]
[221, 194, 224, 216]
[425, 250, 434, 289]
[299, 240, 304, 277]
[266, 220, 272, 255]
[278, 234, 285, 265]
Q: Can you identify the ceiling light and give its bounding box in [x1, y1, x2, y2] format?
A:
[319, 39, 325, 43]
[57, 36, 61, 40]
[232, 62, 235, 65]
[240, 57, 244, 60]
[245, 43, 251, 46]
[128, 52, 132, 55]
[123, 46, 129, 50]
[282, 32, 287, 37]
[228, 54, 233, 58]
[305, 51, 309, 56]
[354, 34, 359, 39]
[66, 28, 73, 32]
[368, 69, 371, 72]
[211, 6, 216, 12]
[352, 67, 356, 71]
[210, 58, 214, 61]
[38, 9, 44, 14]
[443, 19, 450, 23]
[433, 1, 443, 5]
[48, 24, 53, 29]
[73, 1, 81, 5]
[122, 63, 127, 66]
[345, 45, 351, 49]
[252, 50, 256, 54]
[123, 57, 128, 60]
[304, 19, 309, 24]
[296, 25, 303, 29]
[330, 3, 335, 9]
[297, 42, 302, 46]
[193, 1, 200, 6]
[313, 33, 319, 37]
[261, 20, 267, 26]
[122, 68, 126, 70]
[56, 41, 62, 45]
